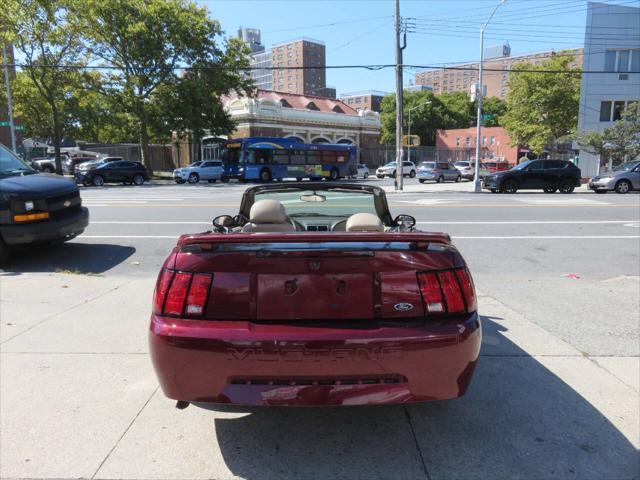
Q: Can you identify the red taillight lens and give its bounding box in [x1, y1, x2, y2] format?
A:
[417, 272, 445, 313]
[164, 272, 191, 316]
[153, 269, 174, 314]
[417, 268, 476, 316]
[455, 268, 477, 313]
[185, 273, 212, 316]
[437, 270, 465, 314]
[153, 270, 213, 318]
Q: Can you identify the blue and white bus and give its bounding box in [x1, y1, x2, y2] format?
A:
[220, 137, 357, 182]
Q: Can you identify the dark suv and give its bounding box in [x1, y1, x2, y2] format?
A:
[0, 145, 89, 264]
[482, 159, 581, 194]
[76, 160, 149, 186]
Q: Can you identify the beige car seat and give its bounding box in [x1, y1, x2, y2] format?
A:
[345, 213, 384, 232]
[241, 199, 296, 233]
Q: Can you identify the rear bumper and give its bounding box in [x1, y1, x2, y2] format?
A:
[149, 313, 481, 406]
[0, 207, 89, 245]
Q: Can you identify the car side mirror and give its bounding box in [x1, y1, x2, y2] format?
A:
[394, 214, 416, 230]
[212, 215, 236, 232]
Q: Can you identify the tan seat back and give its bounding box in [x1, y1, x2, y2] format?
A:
[241, 199, 295, 233]
[345, 213, 384, 232]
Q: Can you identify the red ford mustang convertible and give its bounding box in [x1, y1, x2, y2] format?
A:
[149, 183, 481, 407]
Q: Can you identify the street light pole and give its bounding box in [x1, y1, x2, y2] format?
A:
[474, 0, 507, 193]
[407, 101, 431, 165]
[2, 44, 17, 153]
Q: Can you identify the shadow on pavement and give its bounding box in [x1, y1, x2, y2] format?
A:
[3, 242, 135, 275]
[213, 316, 638, 480]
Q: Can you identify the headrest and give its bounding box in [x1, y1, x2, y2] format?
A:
[346, 213, 384, 232]
[249, 199, 288, 224]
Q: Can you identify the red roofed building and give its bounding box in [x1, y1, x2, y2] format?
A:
[224, 89, 380, 149]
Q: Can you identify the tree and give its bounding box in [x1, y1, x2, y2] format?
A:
[479, 96, 507, 127]
[501, 53, 581, 155]
[577, 103, 640, 167]
[79, 0, 251, 172]
[3, 0, 87, 174]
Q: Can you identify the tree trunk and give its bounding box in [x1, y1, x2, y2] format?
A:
[52, 106, 63, 175]
[139, 114, 153, 176]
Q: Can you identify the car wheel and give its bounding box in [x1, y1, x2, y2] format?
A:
[503, 179, 518, 193]
[329, 168, 339, 181]
[437, 175, 444, 183]
[490, 188, 498, 193]
[175, 179, 185, 184]
[615, 180, 632, 194]
[559, 180, 575, 194]
[543, 186, 557, 193]
[188, 173, 199, 184]
[409, 170, 416, 178]
[419, 179, 425, 184]
[43, 166, 54, 173]
[455, 175, 461, 183]
[132, 174, 145, 185]
[221, 176, 230, 183]
[260, 168, 272, 182]
[92, 175, 105, 187]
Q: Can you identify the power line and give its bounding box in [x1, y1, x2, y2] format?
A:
[4, 61, 633, 74]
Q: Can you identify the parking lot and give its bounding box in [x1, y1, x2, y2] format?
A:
[1, 178, 639, 480]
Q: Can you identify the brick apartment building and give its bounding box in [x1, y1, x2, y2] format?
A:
[436, 126, 525, 165]
[239, 30, 336, 98]
[416, 48, 583, 99]
[338, 91, 388, 113]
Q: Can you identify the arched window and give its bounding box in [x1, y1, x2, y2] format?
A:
[332, 105, 345, 114]
[336, 138, 353, 145]
[280, 99, 292, 108]
[286, 136, 305, 143]
[312, 137, 330, 144]
[306, 102, 320, 111]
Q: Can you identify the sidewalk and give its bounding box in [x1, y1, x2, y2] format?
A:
[1, 272, 638, 479]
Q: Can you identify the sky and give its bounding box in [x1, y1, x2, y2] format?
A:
[200, 0, 639, 95]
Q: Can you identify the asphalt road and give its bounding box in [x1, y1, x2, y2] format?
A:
[9, 177, 639, 356]
[2, 178, 639, 480]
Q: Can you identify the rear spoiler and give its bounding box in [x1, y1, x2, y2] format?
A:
[177, 232, 452, 247]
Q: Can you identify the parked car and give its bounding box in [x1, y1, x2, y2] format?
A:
[173, 160, 225, 184]
[482, 159, 581, 193]
[0, 144, 89, 265]
[63, 155, 101, 175]
[417, 161, 461, 183]
[149, 182, 480, 407]
[588, 161, 640, 194]
[376, 161, 416, 178]
[349, 164, 370, 179]
[76, 160, 149, 186]
[484, 161, 511, 173]
[454, 161, 490, 180]
[31, 154, 70, 173]
[75, 156, 123, 174]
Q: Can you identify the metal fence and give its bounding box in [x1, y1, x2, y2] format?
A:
[360, 145, 437, 169]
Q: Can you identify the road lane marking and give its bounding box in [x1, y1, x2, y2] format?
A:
[91, 221, 210, 224]
[516, 198, 610, 205]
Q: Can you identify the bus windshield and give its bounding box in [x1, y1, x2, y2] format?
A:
[221, 147, 242, 165]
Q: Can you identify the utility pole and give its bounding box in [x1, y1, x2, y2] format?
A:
[2, 44, 17, 153]
[474, 0, 507, 192]
[407, 100, 431, 165]
[394, 0, 406, 191]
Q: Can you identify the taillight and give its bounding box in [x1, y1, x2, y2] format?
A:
[417, 267, 476, 315]
[153, 270, 213, 317]
[153, 269, 174, 314]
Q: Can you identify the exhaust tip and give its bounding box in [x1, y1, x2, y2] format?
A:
[175, 400, 190, 410]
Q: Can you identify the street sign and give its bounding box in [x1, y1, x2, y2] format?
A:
[482, 114, 495, 120]
[15, 125, 24, 131]
[403, 135, 420, 147]
[0, 121, 10, 127]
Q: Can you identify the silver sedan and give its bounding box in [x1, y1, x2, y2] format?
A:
[589, 161, 640, 194]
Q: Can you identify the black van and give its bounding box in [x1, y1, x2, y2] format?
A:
[0, 145, 89, 264]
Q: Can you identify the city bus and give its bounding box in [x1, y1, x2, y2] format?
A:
[220, 137, 357, 182]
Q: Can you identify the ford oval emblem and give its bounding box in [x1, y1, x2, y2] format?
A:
[394, 303, 414, 312]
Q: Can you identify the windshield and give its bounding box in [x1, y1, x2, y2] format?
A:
[512, 161, 533, 171]
[419, 162, 436, 169]
[222, 147, 241, 165]
[254, 189, 379, 218]
[382, 162, 396, 167]
[455, 162, 469, 167]
[0, 145, 35, 176]
[189, 161, 203, 167]
[613, 161, 640, 172]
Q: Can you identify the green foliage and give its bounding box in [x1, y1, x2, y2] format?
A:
[4, 0, 87, 173]
[501, 53, 581, 154]
[576, 103, 640, 165]
[379, 89, 507, 145]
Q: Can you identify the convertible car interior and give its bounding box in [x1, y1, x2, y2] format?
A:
[213, 183, 415, 234]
